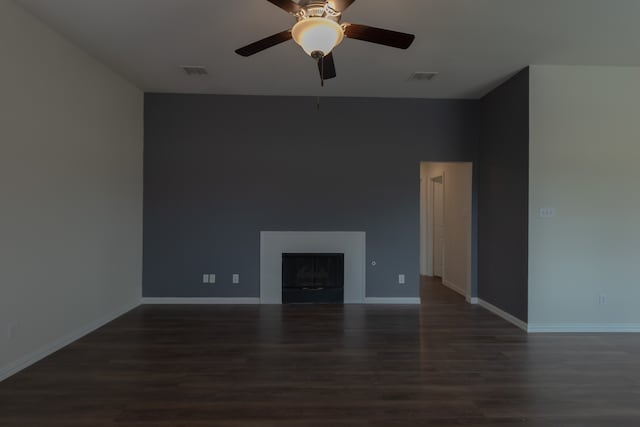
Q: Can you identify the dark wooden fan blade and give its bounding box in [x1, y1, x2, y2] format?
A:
[266, 0, 301, 14]
[235, 30, 292, 57]
[328, 0, 356, 12]
[344, 24, 415, 49]
[318, 53, 337, 80]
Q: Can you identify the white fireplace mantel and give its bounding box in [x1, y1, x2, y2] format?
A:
[260, 231, 366, 304]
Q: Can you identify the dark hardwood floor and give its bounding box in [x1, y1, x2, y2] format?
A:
[2, 277, 640, 426]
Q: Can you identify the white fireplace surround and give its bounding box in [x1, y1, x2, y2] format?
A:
[260, 231, 366, 304]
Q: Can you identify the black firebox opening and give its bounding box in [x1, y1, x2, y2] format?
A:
[282, 253, 344, 304]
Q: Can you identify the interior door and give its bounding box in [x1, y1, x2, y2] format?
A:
[432, 177, 444, 277]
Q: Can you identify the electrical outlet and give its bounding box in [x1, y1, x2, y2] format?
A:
[202, 274, 209, 284]
[232, 274, 240, 284]
[398, 274, 406, 285]
[598, 295, 607, 305]
[208, 274, 216, 284]
[539, 207, 556, 218]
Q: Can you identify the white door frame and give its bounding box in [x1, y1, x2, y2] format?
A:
[431, 174, 445, 280]
[424, 172, 444, 278]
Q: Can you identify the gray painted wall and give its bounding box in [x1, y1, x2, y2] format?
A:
[143, 94, 478, 298]
[478, 68, 530, 321]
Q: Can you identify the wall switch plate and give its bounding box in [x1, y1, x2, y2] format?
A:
[398, 274, 406, 285]
[208, 274, 216, 284]
[202, 274, 209, 284]
[598, 295, 607, 305]
[232, 274, 240, 284]
[539, 207, 556, 218]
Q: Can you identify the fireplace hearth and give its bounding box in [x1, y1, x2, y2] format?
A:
[282, 253, 344, 304]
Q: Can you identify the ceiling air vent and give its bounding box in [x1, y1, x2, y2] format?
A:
[181, 66, 208, 76]
[408, 71, 439, 81]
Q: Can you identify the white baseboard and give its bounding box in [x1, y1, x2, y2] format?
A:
[477, 299, 528, 331]
[441, 279, 467, 298]
[143, 297, 423, 305]
[528, 324, 640, 333]
[365, 297, 421, 305]
[0, 300, 139, 383]
[141, 297, 260, 305]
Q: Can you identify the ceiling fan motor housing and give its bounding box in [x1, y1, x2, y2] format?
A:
[295, 1, 342, 22]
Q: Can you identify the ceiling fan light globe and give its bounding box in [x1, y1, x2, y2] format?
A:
[291, 18, 344, 56]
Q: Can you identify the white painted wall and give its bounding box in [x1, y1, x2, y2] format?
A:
[420, 162, 472, 297]
[529, 65, 640, 329]
[0, 1, 143, 378]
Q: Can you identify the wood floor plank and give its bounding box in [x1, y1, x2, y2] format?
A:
[1, 276, 640, 425]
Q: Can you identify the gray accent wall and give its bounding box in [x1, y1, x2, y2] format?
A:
[478, 68, 530, 322]
[143, 94, 479, 298]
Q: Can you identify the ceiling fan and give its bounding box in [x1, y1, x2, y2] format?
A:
[235, 0, 415, 85]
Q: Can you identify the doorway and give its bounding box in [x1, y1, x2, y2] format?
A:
[419, 162, 473, 301]
[432, 176, 444, 278]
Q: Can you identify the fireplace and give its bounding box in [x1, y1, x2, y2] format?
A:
[282, 253, 344, 304]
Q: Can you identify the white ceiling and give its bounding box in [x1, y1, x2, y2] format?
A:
[16, 0, 640, 99]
